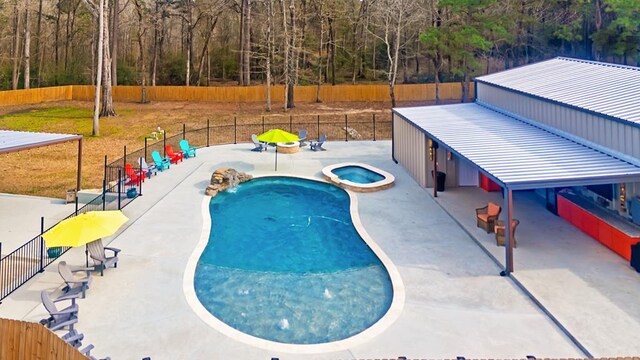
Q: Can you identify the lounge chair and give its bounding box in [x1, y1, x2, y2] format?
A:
[475, 202, 502, 233]
[81, 344, 112, 360]
[137, 157, 157, 178]
[151, 151, 171, 171]
[62, 329, 84, 348]
[165, 145, 184, 164]
[298, 130, 308, 147]
[495, 219, 520, 247]
[179, 139, 197, 158]
[124, 163, 146, 186]
[58, 261, 92, 299]
[251, 134, 268, 152]
[87, 239, 120, 276]
[40, 290, 79, 331]
[310, 133, 327, 151]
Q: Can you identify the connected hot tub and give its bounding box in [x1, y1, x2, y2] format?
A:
[322, 162, 395, 192]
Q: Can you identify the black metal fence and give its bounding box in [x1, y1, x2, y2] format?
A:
[104, 112, 391, 185]
[0, 174, 139, 302]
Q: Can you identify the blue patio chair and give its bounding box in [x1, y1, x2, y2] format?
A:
[310, 133, 327, 151]
[151, 150, 171, 171]
[251, 134, 268, 152]
[137, 157, 157, 178]
[298, 130, 308, 147]
[180, 139, 197, 158]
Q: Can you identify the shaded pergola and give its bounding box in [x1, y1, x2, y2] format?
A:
[393, 103, 640, 275]
[0, 130, 83, 192]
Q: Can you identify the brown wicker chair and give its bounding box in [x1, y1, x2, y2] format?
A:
[495, 219, 520, 247]
[475, 202, 502, 233]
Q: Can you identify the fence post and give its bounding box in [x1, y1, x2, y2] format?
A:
[345, 114, 348, 141]
[317, 115, 320, 138]
[117, 169, 122, 210]
[183, 124, 186, 140]
[144, 137, 148, 162]
[103, 155, 107, 184]
[373, 113, 376, 141]
[39, 217, 44, 272]
[102, 179, 107, 211]
[207, 119, 210, 147]
[138, 157, 143, 196]
[289, 114, 293, 133]
[234, 116, 237, 144]
[163, 130, 166, 156]
[262, 116, 265, 133]
[75, 195, 78, 215]
[123, 145, 127, 169]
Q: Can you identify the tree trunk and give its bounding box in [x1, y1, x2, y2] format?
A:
[197, 16, 218, 86]
[35, 0, 42, 87]
[281, 0, 290, 109]
[593, 0, 602, 61]
[111, 0, 118, 85]
[185, 0, 193, 86]
[239, 0, 251, 85]
[100, 0, 116, 117]
[134, 0, 148, 103]
[328, 16, 335, 85]
[265, 0, 273, 111]
[351, 0, 367, 84]
[12, 0, 21, 90]
[316, 7, 324, 103]
[286, 0, 296, 107]
[93, 0, 104, 136]
[23, 0, 31, 89]
[54, 3, 60, 77]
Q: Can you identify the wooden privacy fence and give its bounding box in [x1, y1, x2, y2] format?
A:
[0, 318, 86, 360]
[0, 83, 473, 106]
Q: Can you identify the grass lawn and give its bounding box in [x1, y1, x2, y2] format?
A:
[0, 100, 402, 198]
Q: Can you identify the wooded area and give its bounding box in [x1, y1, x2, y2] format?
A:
[0, 0, 638, 103]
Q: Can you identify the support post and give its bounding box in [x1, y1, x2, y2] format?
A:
[75, 195, 78, 215]
[182, 124, 186, 140]
[103, 155, 107, 185]
[207, 119, 210, 147]
[39, 217, 44, 272]
[163, 130, 166, 156]
[76, 138, 83, 192]
[289, 114, 293, 133]
[234, 116, 237, 144]
[501, 188, 514, 275]
[262, 116, 265, 133]
[102, 179, 107, 210]
[144, 137, 148, 162]
[123, 145, 127, 170]
[138, 157, 143, 196]
[432, 141, 439, 198]
[317, 115, 320, 139]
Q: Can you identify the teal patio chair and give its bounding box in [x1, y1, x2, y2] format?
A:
[180, 139, 197, 158]
[151, 150, 171, 171]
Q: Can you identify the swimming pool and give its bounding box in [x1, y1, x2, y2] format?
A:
[185, 176, 404, 352]
[322, 162, 395, 192]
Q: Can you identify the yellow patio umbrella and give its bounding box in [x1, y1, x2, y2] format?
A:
[42, 210, 129, 265]
[256, 129, 300, 171]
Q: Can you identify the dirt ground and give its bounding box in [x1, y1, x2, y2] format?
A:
[0, 99, 435, 198]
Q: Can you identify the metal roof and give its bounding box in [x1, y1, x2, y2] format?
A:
[0, 130, 82, 154]
[393, 103, 640, 190]
[475, 57, 640, 124]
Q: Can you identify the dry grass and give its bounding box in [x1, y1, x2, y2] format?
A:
[0, 99, 434, 198]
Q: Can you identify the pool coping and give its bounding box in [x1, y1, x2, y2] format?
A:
[322, 162, 395, 192]
[183, 174, 406, 354]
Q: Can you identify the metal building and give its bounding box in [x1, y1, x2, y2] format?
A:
[392, 57, 640, 274]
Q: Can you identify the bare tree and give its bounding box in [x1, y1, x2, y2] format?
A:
[265, 0, 274, 111]
[369, 0, 420, 107]
[12, 0, 21, 90]
[23, 0, 30, 89]
[111, 0, 119, 85]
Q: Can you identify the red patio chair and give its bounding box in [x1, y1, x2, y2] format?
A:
[125, 163, 146, 186]
[165, 145, 184, 164]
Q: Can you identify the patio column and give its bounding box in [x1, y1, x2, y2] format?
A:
[501, 187, 514, 275]
[432, 141, 439, 198]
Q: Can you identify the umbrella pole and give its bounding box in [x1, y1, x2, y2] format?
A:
[275, 146, 278, 171]
[85, 244, 89, 267]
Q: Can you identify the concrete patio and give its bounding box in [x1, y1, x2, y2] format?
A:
[1, 141, 638, 359]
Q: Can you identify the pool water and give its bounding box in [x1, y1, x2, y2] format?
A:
[194, 177, 393, 344]
[332, 166, 385, 184]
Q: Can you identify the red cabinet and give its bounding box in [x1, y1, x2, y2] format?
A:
[559, 194, 639, 261]
[479, 173, 502, 192]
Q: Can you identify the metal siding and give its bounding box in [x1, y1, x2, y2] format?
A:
[393, 115, 427, 187]
[476, 57, 640, 124]
[394, 103, 640, 190]
[0, 130, 81, 154]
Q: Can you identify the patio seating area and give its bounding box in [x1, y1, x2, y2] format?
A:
[1, 141, 639, 359]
